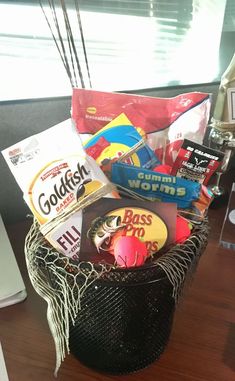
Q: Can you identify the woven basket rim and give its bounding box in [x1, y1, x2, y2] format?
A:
[27, 218, 209, 286]
[94, 219, 208, 272]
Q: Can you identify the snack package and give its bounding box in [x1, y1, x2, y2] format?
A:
[111, 162, 201, 208]
[2, 120, 116, 260]
[72, 88, 211, 166]
[111, 162, 213, 221]
[171, 139, 225, 185]
[80, 197, 177, 267]
[84, 113, 160, 175]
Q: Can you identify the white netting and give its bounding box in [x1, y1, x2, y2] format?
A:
[156, 225, 208, 300]
[25, 219, 112, 376]
[24, 218, 208, 376]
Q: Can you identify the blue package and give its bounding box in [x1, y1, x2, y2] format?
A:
[84, 124, 159, 170]
[111, 162, 201, 209]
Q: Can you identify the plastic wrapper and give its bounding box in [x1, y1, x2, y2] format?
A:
[2, 120, 116, 260]
[84, 113, 160, 176]
[171, 139, 224, 185]
[72, 88, 211, 166]
[111, 162, 213, 221]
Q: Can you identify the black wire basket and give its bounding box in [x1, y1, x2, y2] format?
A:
[25, 220, 209, 376]
[69, 270, 174, 375]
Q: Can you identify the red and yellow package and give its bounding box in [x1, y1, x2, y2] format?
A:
[72, 88, 211, 167]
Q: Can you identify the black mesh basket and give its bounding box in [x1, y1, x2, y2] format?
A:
[25, 220, 209, 376]
[69, 272, 174, 375]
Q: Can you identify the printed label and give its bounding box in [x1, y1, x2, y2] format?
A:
[27, 156, 102, 224]
[171, 139, 224, 185]
[79, 198, 176, 264]
[106, 207, 168, 253]
[46, 210, 82, 260]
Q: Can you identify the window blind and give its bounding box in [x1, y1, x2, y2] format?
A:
[0, 0, 229, 100]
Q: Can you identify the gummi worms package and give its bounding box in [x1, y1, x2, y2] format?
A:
[111, 162, 213, 221]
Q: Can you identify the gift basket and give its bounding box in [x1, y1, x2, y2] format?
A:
[2, 88, 220, 376]
[25, 217, 208, 375]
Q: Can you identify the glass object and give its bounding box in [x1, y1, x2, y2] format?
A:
[219, 182, 235, 250]
[208, 128, 235, 196]
[208, 52, 235, 197]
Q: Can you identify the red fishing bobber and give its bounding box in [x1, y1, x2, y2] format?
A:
[175, 215, 192, 244]
[153, 164, 172, 175]
[114, 236, 148, 268]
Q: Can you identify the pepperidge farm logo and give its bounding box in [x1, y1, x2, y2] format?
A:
[28, 158, 90, 224]
[86, 106, 97, 114]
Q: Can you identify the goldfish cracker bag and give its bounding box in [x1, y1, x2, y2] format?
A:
[72, 89, 211, 167]
[2, 119, 116, 260]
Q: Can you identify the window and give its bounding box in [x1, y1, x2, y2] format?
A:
[0, 0, 232, 101]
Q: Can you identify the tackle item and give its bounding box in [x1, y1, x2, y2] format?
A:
[113, 236, 148, 268]
[153, 164, 172, 175]
[175, 215, 192, 244]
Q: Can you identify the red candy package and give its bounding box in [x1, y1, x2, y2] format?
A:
[72, 88, 211, 167]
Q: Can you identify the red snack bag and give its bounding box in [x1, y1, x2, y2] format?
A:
[72, 89, 211, 165]
[72, 88, 211, 167]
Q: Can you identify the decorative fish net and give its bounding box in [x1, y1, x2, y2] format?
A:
[25, 218, 209, 376]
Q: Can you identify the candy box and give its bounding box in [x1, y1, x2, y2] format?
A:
[83, 113, 160, 175]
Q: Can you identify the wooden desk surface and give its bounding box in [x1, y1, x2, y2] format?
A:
[1, 171, 235, 381]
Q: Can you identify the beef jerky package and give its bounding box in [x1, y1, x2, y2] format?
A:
[171, 139, 224, 185]
[2, 120, 116, 260]
[72, 88, 211, 167]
